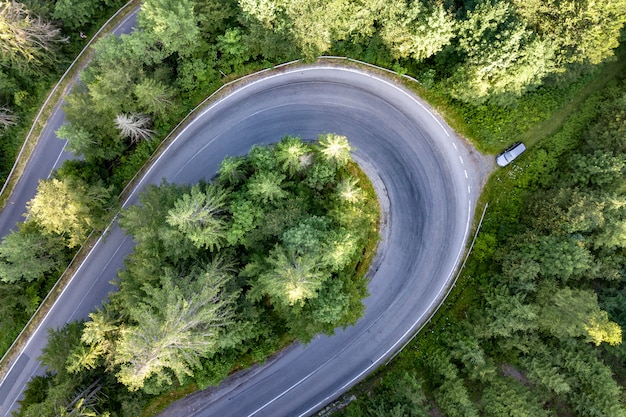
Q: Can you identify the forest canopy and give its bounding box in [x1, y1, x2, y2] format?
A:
[2, 0, 625, 415]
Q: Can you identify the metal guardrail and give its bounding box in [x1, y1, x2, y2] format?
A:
[318, 56, 423, 86]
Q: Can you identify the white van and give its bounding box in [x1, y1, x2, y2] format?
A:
[496, 142, 526, 167]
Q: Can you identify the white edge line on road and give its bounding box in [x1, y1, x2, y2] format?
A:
[47, 142, 68, 179]
[68, 236, 129, 319]
[19, 221, 117, 355]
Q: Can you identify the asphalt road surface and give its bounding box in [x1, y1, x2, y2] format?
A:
[0, 66, 487, 416]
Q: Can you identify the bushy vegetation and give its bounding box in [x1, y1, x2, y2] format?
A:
[15, 135, 379, 415]
[2, 0, 626, 415]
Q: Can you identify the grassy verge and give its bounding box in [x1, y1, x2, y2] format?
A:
[518, 49, 626, 147]
[139, 384, 199, 417]
[137, 332, 296, 417]
[348, 160, 381, 281]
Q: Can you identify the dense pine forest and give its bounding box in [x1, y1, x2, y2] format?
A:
[0, 0, 625, 415]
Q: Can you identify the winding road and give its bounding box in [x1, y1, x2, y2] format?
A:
[0, 65, 487, 416]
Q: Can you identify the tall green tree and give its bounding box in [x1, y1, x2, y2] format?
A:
[118, 181, 192, 258]
[113, 268, 236, 391]
[217, 27, 250, 72]
[26, 177, 114, 248]
[246, 171, 287, 204]
[166, 184, 230, 251]
[217, 155, 248, 186]
[238, 0, 383, 59]
[224, 195, 263, 246]
[427, 350, 479, 417]
[448, 0, 555, 105]
[281, 216, 329, 256]
[138, 0, 200, 57]
[521, 343, 572, 395]
[86, 59, 136, 115]
[274, 135, 311, 177]
[57, 89, 125, 162]
[85, 30, 166, 79]
[191, 0, 237, 41]
[0, 221, 67, 283]
[536, 285, 622, 346]
[513, 0, 626, 67]
[134, 77, 174, 118]
[527, 342, 626, 417]
[279, 0, 339, 58]
[53, 0, 117, 31]
[336, 177, 363, 204]
[68, 306, 119, 374]
[0, 1, 67, 69]
[39, 322, 85, 377]
[0, 281, 40, 351]
[449, 333, 496, 381]
[380, 0, 455, 62]
[318, 133, 352, 167]
[570, 151, 626, 189]
[483, 285, 538, 338]
[481, 377, 552, 417]
[517, 235, 594, 282]
[257, 246, 327, 306]
[322, 228, 359, 272]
